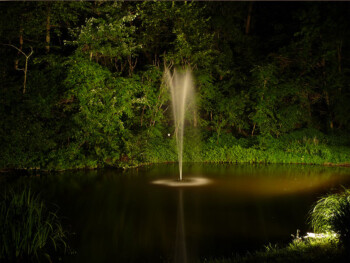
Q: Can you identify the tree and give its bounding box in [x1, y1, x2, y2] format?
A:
[67, 2, 140, 76]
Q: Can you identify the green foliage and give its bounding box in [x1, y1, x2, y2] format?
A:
[250, 64, 307, 137]
[141, 136, 177, 165]
[0, 188, 68, 262]
[67, 2, 140, 75]
[62, 57, 141, 167]
[1, 2, 350, 170]
[138, 65, 169, 131]
[166, 2, 215, 69]
[310, 189, 350, 247]
[0, 70, 60, 169]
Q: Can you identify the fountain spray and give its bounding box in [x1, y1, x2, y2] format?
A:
[164, 67, 194, 181]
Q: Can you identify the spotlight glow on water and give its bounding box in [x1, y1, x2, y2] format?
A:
[151, 177, 212, 187]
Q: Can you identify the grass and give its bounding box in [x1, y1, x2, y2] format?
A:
[139, 129, 350, 168]
[0, 187, 69, 262]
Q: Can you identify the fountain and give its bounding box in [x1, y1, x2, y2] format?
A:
[165, 67, 193, 181]
[151, 67, 211, 187]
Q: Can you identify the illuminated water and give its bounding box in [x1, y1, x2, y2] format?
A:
[36, 164, 350, 262]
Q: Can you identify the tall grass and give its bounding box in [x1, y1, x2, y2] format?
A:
[0, 188, 68, 262]
[309, 188, 350, 247]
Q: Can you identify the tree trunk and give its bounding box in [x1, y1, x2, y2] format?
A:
[251, 123, 256, 136]
[324, 91, 334, 130]
[140, 105, 146, 127]
[14, 27, 23, 70]
[337, 40, 342, 73]
[45, 6, 51, 53]
[4, 44, 33, 93]
[23, 58, 28, 93]
[128, 55, 137, 76]
[245, 2, 254, 35]
[321, 58, 333, 130]
[193, 109, 197, 127]
[306, 93, 312, 125]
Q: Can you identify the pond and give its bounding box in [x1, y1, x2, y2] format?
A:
[34, 164, 350, 262]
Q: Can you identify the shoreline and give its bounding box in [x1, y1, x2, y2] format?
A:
[1, 160, 349, 174]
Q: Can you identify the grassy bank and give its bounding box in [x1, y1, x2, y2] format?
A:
[1, 129, 350, 171]
[142, 128, 350, 168]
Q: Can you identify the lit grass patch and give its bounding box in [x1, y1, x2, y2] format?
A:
[310, 188, 350, 247]
[204, 236, 344, 263]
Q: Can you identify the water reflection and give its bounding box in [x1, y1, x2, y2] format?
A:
[174, 189, 187, 263]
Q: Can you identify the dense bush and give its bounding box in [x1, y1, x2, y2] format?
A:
[0, 188, 68, 262]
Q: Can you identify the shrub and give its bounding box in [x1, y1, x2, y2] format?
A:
[0, 188, 68, 262]
[310, 188, 350, 247]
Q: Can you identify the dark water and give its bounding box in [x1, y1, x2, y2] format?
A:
[35, 164, 350, 262]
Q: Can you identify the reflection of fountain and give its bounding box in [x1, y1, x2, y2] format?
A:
[174, 189, 187, 263]
[164, 67, 194, 181]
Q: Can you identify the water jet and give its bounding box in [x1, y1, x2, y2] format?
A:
[152, 68, 211, 187]
[151, 68, 212, 188]
[165, 67, 194, 181]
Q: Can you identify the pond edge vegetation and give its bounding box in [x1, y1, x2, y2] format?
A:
[0, 187, 71, 262]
